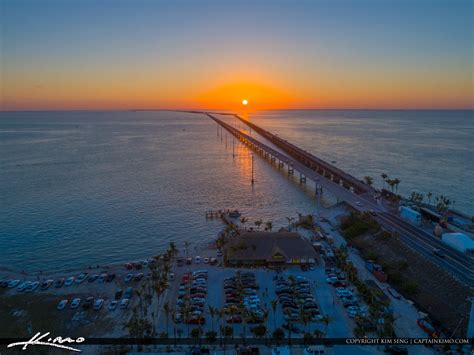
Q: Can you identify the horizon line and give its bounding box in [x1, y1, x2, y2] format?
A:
[1, 107, 473, 113]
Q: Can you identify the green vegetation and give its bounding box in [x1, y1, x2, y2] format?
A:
[272, 327, 284, 341]
[340, 212, 380, 239]
[251, 324, 267, 339]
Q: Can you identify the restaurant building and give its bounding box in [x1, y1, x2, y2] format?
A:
[224, 231, 317, 267]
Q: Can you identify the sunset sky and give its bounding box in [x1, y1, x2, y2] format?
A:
[1, 0, 472, 110]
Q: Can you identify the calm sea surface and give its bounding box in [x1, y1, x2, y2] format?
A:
[0, 110, 472, 271]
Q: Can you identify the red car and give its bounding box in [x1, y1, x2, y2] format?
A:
[188, 316, 205, 325]
[226, 316, 242, 324]
[124, 263, 133, 270]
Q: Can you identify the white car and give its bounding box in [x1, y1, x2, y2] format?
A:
[336, 288, 352, 297]
[64, 277, 75, 286]
[94, 298, 104, 310]
[75, 273, 88, 284]
[355, 201, 362, 207]
[17, 281, 32, 292]
[8, 280, 20, 288]
[57, 299, 68, 310]
[25, 281, 40, 292]
[70, 298, 81, 309]
[195, 256, 201, 264]
[168, 272, 175, 281]
[326, 277, 337, 284]
[347, 306, 360, 318]
[119, 298, 129, 309]
[203, 257, 209, 264]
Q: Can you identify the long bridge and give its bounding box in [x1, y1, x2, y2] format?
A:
[202, 112, 474, 287]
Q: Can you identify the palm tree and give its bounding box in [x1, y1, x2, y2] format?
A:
[381, 173, 388, 189]
[314, 329, 325, 338]
[285, 216, 294, 231]
[208, 305, 216, 332]
[168, 241, 178, 259]
[363, 176, 374, 186]
[393, 178, 401, 193]
[254, 219, 263, 231]
[182, 304, 191, 337]
[163, 301, 170, 336]
[240, 217, 249, 229]
[271, 299, 278, 331]
[184, 241, 190, 257]
[322, 315, 331, 335]
[300, 309, 311, 334]
[265, 221, 273, 231]
[427, 192, 433, 206]
[387, 179, 396, 193]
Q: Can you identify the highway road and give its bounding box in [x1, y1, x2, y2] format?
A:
[205, 112, 474, 288]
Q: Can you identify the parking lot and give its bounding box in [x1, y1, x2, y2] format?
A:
[159, 253, 359, 339]
[0, 260, 156, 336]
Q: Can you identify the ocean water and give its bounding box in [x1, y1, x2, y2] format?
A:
[0, 110, 472, 271]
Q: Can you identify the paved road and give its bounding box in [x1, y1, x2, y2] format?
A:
[205, 113, 474, 288]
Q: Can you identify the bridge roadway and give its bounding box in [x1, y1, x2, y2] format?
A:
[205, 112, 474, 287]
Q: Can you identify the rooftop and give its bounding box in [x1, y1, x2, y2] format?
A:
[224, 231, 317, 262]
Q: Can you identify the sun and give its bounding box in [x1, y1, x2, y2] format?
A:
[242, 99, 248, 106]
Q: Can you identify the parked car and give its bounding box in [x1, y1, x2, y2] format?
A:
[75, 273, 88, 284]
[88, 274, 98, 283]
[108, 300, 118, 311]
[188, 316, 205, 325]
[7, 280, 20, 288]
[115, 289, 123, 300]
[94, 299, 104, 310]
[64, 277, 75, 286]
[98, 274, 108, 283]
[55, 278, 65, 288]
[17, 281, 32, 292]
[106, 273, 116, 282]
[57, 299, 68, 310]
[124, 287, 133, 299]
[40, 279, 54, 290]
[119, 298, 129, 309]
[83, 296, 94, 309]
[347, 306, 360, 318]
[195, 256, 201, 264]
[70, 298, 81, 309]
[134, 273, 144, 281]
[25, 281, 40, 292]
[226, 315, 242, 323]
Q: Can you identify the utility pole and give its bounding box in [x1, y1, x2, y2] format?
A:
[315, 182, 323, 221]
[251, 153, 255, 185]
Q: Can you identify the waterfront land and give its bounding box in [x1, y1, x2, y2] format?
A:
[2, 203, 471, 354]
